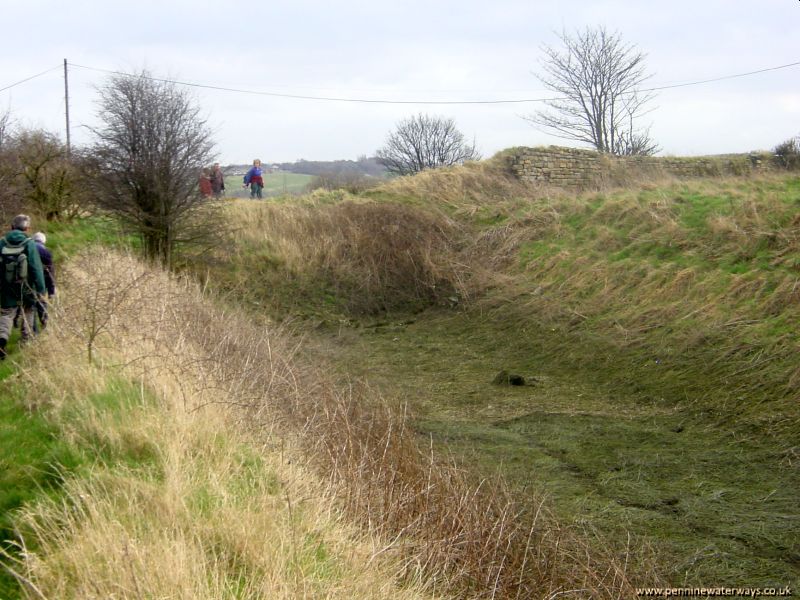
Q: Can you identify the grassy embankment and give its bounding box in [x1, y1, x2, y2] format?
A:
[0, 236, 441, 599]
[0, 216, 128, 598]
[206, 160, 800, 589]
[2, 216, 632, 599]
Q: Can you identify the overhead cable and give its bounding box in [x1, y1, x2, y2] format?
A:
[69, 59, 800, 105]
[8, 59, 797, 105]
[0, 65, 62, 94]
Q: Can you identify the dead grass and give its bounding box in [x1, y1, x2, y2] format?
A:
[5, 249, 640, 599]
[215, 198, 471, 315]
[5, 251, 435, 600]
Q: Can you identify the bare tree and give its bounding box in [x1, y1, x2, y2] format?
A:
[376, 113, 480, 176]
[525, 27, 659, 156]
[83, 71, 215, 266]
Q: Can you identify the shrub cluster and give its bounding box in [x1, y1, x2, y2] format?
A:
[773, 136, 800, 169]
[0, 126, 81, 223]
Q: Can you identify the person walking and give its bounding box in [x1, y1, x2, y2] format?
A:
[243, 159, 264, 199]
[0, 215, 46, 358]
[199, 168, 213, 198]
[31, 232, 55, 331]
[210, 163, 226, 198]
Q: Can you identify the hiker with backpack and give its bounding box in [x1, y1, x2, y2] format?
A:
[0, 215, 46, 358]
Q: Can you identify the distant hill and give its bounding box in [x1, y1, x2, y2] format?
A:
[279, 156, 388, 178]
[223, 157, 388, 178]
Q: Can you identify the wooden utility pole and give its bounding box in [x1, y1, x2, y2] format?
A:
[63, 58, 71, 157]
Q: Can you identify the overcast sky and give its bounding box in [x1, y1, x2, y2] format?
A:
[2, 0, 797, 164]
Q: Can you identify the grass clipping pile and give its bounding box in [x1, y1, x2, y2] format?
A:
[9, 249, 638, 599]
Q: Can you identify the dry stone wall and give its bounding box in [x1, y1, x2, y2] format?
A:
[507, 146, 771, 189]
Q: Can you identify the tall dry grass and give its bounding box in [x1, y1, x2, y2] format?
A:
[6, 251, 435, 600]
[7, 249, 640, 598]
[218, 198, 471, 314]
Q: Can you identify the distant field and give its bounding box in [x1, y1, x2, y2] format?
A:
[224, 172, 313, 198]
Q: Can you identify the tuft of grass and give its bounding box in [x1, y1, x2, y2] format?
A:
[0, 388, 84, 599]
[205, 198, 468, 318]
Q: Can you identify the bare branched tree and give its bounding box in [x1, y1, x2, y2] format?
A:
[83, 71, 216, 266]
[376, 113, 480, 176]
[525, 27, 659, 156]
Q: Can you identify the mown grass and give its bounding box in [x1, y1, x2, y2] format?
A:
[330, 308, 799, 588]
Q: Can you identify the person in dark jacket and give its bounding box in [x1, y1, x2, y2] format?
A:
[32, 232, 54, 331]
[209, 163, 226, 198]
[0, 215, 46, 358]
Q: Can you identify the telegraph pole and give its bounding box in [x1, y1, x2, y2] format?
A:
[63, 58, 71, 157]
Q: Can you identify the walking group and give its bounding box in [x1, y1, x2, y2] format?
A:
[199, 159, 267, 200]
[0, 215, 55, 360]
[199, 163, 226, 199]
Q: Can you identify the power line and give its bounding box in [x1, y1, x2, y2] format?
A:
[5, 59, 799, 105]
[69, 59, 800, 105]
[68, 63, 549, 105]
[0, 65, 62, 93]
[642, 61, 800, 92]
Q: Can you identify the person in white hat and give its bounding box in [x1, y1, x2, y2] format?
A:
[31, 231, 55, 331]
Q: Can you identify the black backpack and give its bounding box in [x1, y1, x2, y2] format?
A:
[1, 239, 29, 298]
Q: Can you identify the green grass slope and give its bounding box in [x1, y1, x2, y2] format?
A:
[208, 164, 800, 589]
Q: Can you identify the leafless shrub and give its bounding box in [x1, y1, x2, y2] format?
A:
[377, 114, 481, 176]
[772, 136, 800, 170]
[0, 126, 81, 222]
[13, 129, 81, 220]
[59, 253, 156, 363]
